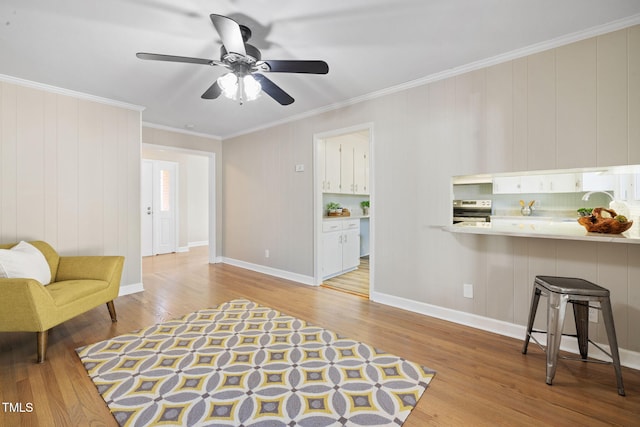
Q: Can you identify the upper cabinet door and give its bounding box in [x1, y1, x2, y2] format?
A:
[322, 129, 370, 195]
[546, 173, 578, 192]
[492, 176, 521, 194]
[340, 140, 355, 194]
[354, 140, 369, 195]
[324, 139, 341, 193]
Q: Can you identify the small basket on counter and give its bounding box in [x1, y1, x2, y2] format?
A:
[577, 207, 633, 234]
[328, 208, 350, 217]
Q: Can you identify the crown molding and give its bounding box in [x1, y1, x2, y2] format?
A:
[224, 14, 640, 140]
[0, 74, 145, 112]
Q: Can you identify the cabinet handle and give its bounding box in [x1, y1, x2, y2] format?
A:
[343, 234, 347, 243]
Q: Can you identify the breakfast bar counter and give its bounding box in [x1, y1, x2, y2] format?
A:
[445, 216, 640, 244]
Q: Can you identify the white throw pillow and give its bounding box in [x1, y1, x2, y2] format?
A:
[0, 241, 52, 285]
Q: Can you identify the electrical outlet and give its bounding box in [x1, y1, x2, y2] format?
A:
[463, 283, 473, 299]
[589, 306, 598, 323]
[265, 249, 270, 258]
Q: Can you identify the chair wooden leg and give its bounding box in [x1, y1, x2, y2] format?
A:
[37, 330, 48, 364]
[106, 300, 117, 322]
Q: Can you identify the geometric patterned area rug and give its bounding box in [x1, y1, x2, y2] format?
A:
[76, 299, 435, 426]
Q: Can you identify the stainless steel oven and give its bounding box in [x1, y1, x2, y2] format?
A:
[453, 200, 492, 224]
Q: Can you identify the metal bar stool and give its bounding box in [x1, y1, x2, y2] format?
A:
[522, 275, 625, 396]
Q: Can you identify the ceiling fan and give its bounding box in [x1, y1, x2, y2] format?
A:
[136, 14, 329, 105]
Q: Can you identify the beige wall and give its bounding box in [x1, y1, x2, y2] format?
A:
[187, 155, 210, 245]
[222, 25, 640, 354]
[142, 126, 222, 257]
[0, 81, 142, 288]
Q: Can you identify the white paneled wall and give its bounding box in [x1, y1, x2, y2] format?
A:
[222, 25, 640, 356]
[0, 81, 142, 288]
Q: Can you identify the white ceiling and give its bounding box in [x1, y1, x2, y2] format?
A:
[1, 1, 640, 139]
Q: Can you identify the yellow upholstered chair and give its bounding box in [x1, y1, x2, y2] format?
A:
[0, 241, 124, 363]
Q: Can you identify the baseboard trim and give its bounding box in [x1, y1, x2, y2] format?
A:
[370, 290, 640, 370]
[119, 282, 144, 296]
[188, 241, 209, 248]
[221, 257, 316, 286]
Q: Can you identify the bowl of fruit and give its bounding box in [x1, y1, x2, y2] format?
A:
[577, 207, 633, 234]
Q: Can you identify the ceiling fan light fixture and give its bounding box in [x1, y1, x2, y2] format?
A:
[217, 73, 261, 104]
[217, 72, 238, 99]
[242, 75, 262, 101]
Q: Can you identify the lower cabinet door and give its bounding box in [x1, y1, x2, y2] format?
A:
[322, 231, 343, 278]
[342, 229, 361, 271]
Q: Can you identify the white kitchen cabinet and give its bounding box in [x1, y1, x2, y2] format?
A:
[614, 173, 637, 201]
[353, 142, 369, 195]
[342, 228, 360, 270]
[322, 219, 360, 279]
[546, 173, 579, 192]
[492, 176, 521, 194]
[322, 231, 344, 278]
[321, 136, 369, 195]
[319, 139, 341, 193]
[519, 175, 543, 193]
[340, 140, 355, 194]
[494, 173, 578, 194]
[339, 139, 370, 195]
[577, 172, 615, 192]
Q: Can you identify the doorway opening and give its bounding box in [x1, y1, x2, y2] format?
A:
[142, 144, 216, 263]
[313, 124, 373, 298]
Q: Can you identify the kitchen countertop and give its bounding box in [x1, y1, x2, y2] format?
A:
[323, 215, 369, 221]
[445, 216, 640, 244]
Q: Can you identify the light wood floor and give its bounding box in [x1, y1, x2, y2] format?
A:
[1, 246, 639, 426]
[322, 256, 369, 297]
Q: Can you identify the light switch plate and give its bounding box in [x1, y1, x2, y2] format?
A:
[295, 164, 304, 172]
[463, 283, 473, 299]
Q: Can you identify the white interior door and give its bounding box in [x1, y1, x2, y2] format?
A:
[141, 160, 153, 256]
[141, 159, 178, 256]
[153, 160, 178, 255]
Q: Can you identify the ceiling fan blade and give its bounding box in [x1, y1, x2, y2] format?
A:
[136, 52, 224, 67]
[253, 74, 294, 105]
[201, 81, 222, 99]
[210, 14, 246, 56]
[259, 60, 329, 74]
